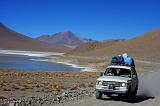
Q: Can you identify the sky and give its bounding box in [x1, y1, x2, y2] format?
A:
[0, 0, 160, 41]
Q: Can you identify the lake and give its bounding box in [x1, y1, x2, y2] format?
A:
[0, 54, 83, 72]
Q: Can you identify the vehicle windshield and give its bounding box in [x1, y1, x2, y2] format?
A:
[104, 68, 131, 78]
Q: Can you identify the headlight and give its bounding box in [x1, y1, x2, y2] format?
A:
[97, 80, 103, 85]
[121, 82, 127, 87]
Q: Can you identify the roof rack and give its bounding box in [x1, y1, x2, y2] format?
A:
[111, 62, 135, 68]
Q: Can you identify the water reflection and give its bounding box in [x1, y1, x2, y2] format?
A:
[0, 54, 82, 72]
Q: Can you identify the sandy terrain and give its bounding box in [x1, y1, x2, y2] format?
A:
[0, 55, 160, 106]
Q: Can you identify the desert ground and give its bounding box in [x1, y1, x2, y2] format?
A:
[0, 69, 99, 106]
[0, 55, 160, 106]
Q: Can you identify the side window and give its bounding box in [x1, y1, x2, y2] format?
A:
[132, 68, 136, 75]
[104, 69, 108, 75]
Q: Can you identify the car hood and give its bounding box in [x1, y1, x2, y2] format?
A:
[97, 76, 131, 83]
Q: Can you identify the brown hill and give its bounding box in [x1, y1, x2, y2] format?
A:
[68, 29, 160, 62]
[36, 34, 50, 41]
[36, 31, 83, 47]
[0, 23, 71, 52]
[67, 40, 122, 54]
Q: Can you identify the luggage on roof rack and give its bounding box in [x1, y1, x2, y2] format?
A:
[111, 55, 135, 67]
[111, 55, 124, 65]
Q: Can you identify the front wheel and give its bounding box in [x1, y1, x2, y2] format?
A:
[96, 91, 102, 99]
[125, 88, 131, 99]
[132, 87, 138, 97]
[118, 94, 123, 97]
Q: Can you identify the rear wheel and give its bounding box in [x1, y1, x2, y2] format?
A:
[96, 91, 102, 99]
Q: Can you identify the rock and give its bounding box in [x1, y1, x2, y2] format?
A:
[0, 88, 96, 106]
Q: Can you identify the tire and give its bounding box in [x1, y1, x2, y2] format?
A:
[104, 93, 112, 97]
[132, 87, 138, 97]
[125, 87, 131, 99]
[96, 91, 102, 99]
[106, 94, 112, 97]
[118, 94, 123, 97]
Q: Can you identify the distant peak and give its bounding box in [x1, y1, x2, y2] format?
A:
[36, 34, 50, 40]
[53, 31, 76, 37]
[58, 31, 74, 34]
[0, 23, 13, 32]
[0, 22, 6, 28]
[0, 22, 4, 25]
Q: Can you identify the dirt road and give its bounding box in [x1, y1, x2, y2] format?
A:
[60, 61, 160, 106]
[63, 96, 159, 106]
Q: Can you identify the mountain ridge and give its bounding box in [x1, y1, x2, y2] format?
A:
[68, 28, 160, 62]
[67, 40, 123, 54]
[0, 23, 71, 52]
[36, 31, 84, 47]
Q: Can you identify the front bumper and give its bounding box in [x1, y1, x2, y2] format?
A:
[95, 89, 127, 94]
[96, 85, 128, 94]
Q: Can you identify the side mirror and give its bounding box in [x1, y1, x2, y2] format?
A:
[100, 72, 104, 76]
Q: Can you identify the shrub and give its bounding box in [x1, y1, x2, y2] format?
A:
[0, 95, 7, 100]
[3, 87, 12, 91]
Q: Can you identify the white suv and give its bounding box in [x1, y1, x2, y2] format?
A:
[95, 65, 138, 99]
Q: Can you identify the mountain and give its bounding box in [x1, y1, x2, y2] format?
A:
[0, 23, 71, 52]
[67, 40, 122, 54]
[68, 29, 160, 62]
[36, 31, 83, 47]
[36, 34, 50, 41]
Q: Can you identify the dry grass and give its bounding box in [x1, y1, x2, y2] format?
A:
[3, 87, 12, 91]
[44, 83, 64, 92]
[70, 86, 80, 90]
[87, 82, 95, 87]
[70, 82, 95, 90]
[20, 83, 33, 90]
[0, 95, 7, 100]
[12, 84, 22, 90]
[0, 80, 7, 87]
[0, 69, 99, 94]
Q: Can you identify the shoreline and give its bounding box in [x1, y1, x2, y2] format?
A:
[0, 49, 96, 72]
[0, 49, 64, 57]
[54, 61, 97, 72]
[30, 58, 97, 72]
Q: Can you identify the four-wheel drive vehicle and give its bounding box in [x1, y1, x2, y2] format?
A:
[95, 65, 138, 99]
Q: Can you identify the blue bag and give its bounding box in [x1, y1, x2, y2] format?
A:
[117, 56, 124, 63]
[123, 56, 134, 66]
[112, 56, 117, 63]
[111, 56, 124, 64]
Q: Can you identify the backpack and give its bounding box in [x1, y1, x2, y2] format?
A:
[111, 56, 124, 64]
[123, 56, 135, 66]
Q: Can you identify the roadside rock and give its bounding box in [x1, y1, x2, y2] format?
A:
[0, 88, 95, 106]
